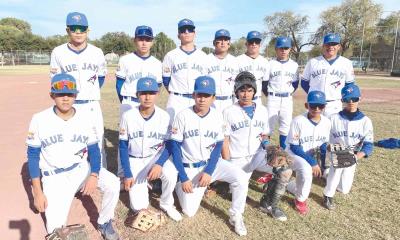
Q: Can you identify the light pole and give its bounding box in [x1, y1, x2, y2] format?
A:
[390, 15, 399, 74]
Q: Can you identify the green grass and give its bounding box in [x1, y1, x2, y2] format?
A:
[356, 78, 400, 89]
[99, 77, 400, 240]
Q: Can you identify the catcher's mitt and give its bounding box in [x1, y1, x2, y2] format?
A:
[126, 209, 166, 232]
[265, 145, 291, 168]
[45, 224, 88, 240]
[328, 144, 357, 168]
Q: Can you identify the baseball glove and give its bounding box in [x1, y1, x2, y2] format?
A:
[328, 144, 357, 168]
[126, 209, 166, 232]
[45, 224, 88, 240]
[265, 145, 291, 168]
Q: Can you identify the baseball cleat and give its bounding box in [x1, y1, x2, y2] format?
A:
[162, 207, 182, 222]
[229, 214, 247, 236]
[260, 205, 288, 222]
[294, 199, 309, 215]
[323, 195, 336, 210]
[98, 219, 120, 240]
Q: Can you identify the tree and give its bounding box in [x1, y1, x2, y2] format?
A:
[0, 17, 31, 33]
[229, 37, 246, 56]
[315, 0, 382, 54]
[16, 32, 47, 51]
[0, 25, 23, 50]
[151, 32, 176, 60]
[264, 11, 317, 61]
[201, 46, 213, 54]
[376, 11, 400, 44]
[46, 35, 69, 50]
[99, 32, 135, 55]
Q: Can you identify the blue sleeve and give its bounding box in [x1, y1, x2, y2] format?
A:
[116, 77, 124, 103]
[319, 143, 327, 168]
[98, 76, 105, 88]
[203, 141, 223, 175]
[292, 80, 299, 91]
[119, 139, 132, 178]
[361, 141, 373, 157]
[87, 144, 101, 174]
[163, 76, 171, 89]
[155, 146, 171, 166]
[290, 144, 317, 166]
[27, 146, 41, 179]
[300, 79, 310, 93]
[167, 140, 189, 182]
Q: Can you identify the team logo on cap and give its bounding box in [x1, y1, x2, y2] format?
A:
[315, 93, 321, 98]
[282, 38, 287, 42]
[346, 87, 354, 93]
[144, 79, 153, 87]
[329, 35, 335, 39]
[72, 15, 81, 22]
[201, 79, 209, 86]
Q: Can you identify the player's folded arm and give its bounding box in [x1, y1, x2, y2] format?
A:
[87, 143, 101, 174]
[118, 139, 133, 178]
[289, 144, 318, 166]
[203, 141, 223, 175]
[155, 145, 171, 167]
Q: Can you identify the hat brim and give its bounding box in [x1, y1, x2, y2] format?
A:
[308, 101, 326, 104]
[51, 89, 79, 94]
[193, 90, 214, 95]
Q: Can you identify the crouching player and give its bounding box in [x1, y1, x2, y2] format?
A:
[222, 71, 292, 221]
[323, 84, 373, 210]
[168, 76, 249, 236]
[286, 91, 331, 215]
[26, 73, 120, 240]
[118, 77, 181, 221]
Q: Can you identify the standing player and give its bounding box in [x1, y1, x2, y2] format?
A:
[264, 36, 299, 149]
[118, 77, 181, 221]
[286, 91, 330, 215]
[301, 33, 355, 117]
[50, 12, 108, 167]
[206, 29, 238, 112]
[115, 25, 162, 114]
[236, 31, 269, 105]
[222, 71, 292, 221]
[162, 18, 209, 121]
[26, 73, 120, 240]
[323, 84, 373, 210]
[168, 76, 249, 236]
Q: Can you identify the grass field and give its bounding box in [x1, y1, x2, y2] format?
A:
[4, 66, 400, 239]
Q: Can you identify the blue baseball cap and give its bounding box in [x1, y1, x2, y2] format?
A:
[51, 73, 78, 94]
[275, 36, 292, 48]
[66, 12, 88, 27]
[193, 76, 216, 95]
[307, 91, 326, 104]
[215, 29, 230, 40]
[136, 77, 159, 92]
[135, 25, 154, 39]
[323, 33, 341, 44]
[178, 18, 195, 29]
[247, 31, 262, 41]
[341, 84, 361, 100]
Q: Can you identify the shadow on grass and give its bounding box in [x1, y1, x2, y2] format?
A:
[104, 128, 119, 175]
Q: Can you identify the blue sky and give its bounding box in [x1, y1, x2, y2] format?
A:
[0, 0, 397, 49]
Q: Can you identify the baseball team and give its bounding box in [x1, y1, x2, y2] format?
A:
[26, 12, 374, 239]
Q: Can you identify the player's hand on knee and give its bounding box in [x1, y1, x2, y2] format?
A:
[82, 174, 98, 196]
[182, 180, 193, 193]
[124, 177, 135, 191]
[312, 165, 322, 178]
[33, 191, 47, 212]
[199, 173, 212, 187]
[147, 164, 162, 181]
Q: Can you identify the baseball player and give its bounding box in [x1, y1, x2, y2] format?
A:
[118, 77, 181, 221]
[323, 84, 373, 210]
[115, 25, 162, 114]
[26, 73, 120, 240]
[286, 91, 331, 215]
[206, 29, 238, 112]
[168, 76, 249, 236]
[222, 71, 293, 221]
[264, 36, 299, 149]
[162, 18, 209, 122]
[50, 12, 108, 167]
[301, 33, 355, 118]
[236, 31, 269, 105]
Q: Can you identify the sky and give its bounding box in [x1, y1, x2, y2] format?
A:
[0, 0, 398, 49]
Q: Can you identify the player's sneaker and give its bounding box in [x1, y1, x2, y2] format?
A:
[162, 207, 182, 222]
[229, 213, 247, 236]
[294, 199, 309, 215]
[323, 195, 335, 210]
[98, 219, 120, 240]
[260, 205, 288, 222]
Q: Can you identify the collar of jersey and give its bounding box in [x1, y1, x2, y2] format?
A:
[67, 43, 88, 54]
[180, 46, 196, 55]
[323, 55, 340, 65]
[339, 109, 364, 121]
[192, 106, 211, 118]
[277, 59, 289, 64]
[134, 52, 152, 60]
[305, 112, 321, 126]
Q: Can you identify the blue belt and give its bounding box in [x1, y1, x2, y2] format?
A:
[173, 92, 193, 99]
[183, 161, 207, 168]
[42, 163, 80, 176]
[268, 92, 292, 97]
[216, 95, 233, 100]
[75, 100, 94, 104]
[123, 96, 139, 103]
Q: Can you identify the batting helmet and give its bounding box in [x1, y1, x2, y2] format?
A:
[234, 71, 257, 95]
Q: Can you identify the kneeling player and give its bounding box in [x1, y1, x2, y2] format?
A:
[286, 91, 331, 215]
[118, 77, 181, 221]
[169, 76, 249, 236]
[222, 71, 292, 221]
[323, 84, 373, 210]
[26, 74, 120, 240]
